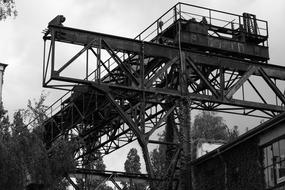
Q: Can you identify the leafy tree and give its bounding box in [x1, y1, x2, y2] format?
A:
[0, 102, 10, 138]
[24, 92, 48, 130]
[150, 133, 167, 179]
[150, 131, 180, 189]
[151, 148, 166, 178]
[75, 129, 112, 190]
[149, 111, 239, 183]
[0, 0, 17, 20]
[228, 125, 239, 142]
[0, 104, 25, 190]
[0, 95, 78, 189]
[124, 148, 141, 174]
[192, 111, 229, 141]
[12, 116, 50, 187]
[192, 111, 240, 158]
[48, 137, 77, 188]
[122, 148, 145, 190]
[76, 152, 112, 190]
[25, 94, 78, 189]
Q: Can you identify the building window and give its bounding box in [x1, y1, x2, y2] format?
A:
[263, 138, 285, 189]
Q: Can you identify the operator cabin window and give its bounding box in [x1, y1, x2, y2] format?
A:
[263, 138, 285, 189]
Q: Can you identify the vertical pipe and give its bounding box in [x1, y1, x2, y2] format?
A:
[43, 40, 46, 85]
[51, 30, 56, 75]
[140, 42, 145, 133]
[266, 21, 268, 47]
[86, 49, 89, 80]
[266, 21, 268, 36]
[242, 83, 245, 114]
[140, 43, 145, 87]
[275, 79, 278, 106]
[220, 67, 225, 100]
[179, 3, 181, 19]
[179, 46, 192, 190]
[97, 39, 101, 83]
[209, 10, 212, 25]
[242, 83, 245, 101]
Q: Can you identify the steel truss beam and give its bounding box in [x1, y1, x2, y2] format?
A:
[43, 23, 285, 116]
[42, 5, 284, 190]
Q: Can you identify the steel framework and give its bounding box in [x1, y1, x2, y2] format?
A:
[41, 3, 285, 190]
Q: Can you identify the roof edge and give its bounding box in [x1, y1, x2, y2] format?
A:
[192, 112, 285, 165]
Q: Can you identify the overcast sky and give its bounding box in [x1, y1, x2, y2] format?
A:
[0, 0, 285, 172]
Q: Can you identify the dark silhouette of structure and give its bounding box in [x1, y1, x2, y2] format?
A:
[41, 3, 285, 190]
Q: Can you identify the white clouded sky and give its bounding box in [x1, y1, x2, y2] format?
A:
[0, 0, 284, 172]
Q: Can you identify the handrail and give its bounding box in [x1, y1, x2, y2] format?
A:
[179, 2, 267, 23]
[135, 3, 179, 40]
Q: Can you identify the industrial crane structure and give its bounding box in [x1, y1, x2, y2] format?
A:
[42, 3, 285, 190]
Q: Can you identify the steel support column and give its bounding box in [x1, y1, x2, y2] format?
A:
[179, 99, 192, 190]
[164, 101, 176, 190]
[179, 52, 192, 190]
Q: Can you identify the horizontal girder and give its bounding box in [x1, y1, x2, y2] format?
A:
[45, 24, 285, 80]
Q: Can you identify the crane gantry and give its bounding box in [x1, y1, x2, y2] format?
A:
[42, 3, 285, 190]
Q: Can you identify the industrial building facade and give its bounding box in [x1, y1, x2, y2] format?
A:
[192, 112, 285, 190]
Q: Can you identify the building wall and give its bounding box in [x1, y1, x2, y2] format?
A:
[259, 123, 285, 146]
[193, 138, 265, 190]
